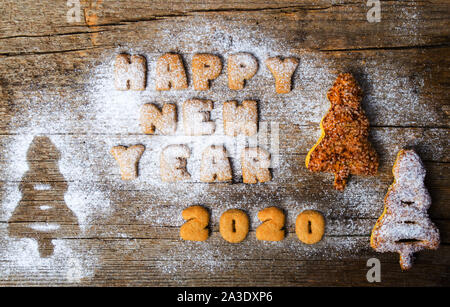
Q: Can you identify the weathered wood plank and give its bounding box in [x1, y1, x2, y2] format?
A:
[1, 0, 449, 53]
[0, 234, 448, 286]
[0, 0, 448, 286]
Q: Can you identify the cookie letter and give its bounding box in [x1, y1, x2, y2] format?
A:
[114, 54, 146, 91]
[180, 205, 209, 241]
[256, 207, 285, 241]
[266, 57, 299, 94]
[183, 99, 215, 136]
[220, 209, 249, 243]
[227, 53, 258, 90]
[192, 54, 222, 90]
[140, 103, 177, 135]
[156, 53, 188, 90]
[371, 149, 440, 270]
[241, 147, 271, 184]
[295, 210, 325, 244]
[200, 145, 232, 182]
[223, 100, 258, 137]
[160, 145, 191, 182]
[110, 145, 145, 180]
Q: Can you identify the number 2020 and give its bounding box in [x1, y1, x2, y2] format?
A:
[179, 205, 325, 244]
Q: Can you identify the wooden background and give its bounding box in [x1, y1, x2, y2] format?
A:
[0, 0, 449, 286]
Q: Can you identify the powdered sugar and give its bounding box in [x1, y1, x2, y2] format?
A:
[0, 97, 110, 282]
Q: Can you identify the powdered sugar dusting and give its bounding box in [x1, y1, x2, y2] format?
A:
[0, 95, 110, 282]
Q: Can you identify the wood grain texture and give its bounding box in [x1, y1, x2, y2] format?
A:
[0, 0, 449, 286]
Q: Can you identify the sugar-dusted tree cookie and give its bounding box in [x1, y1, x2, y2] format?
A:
[371, 149, 440, 270]
[305, 73, 378, 190]
[111, 145, 145, 180]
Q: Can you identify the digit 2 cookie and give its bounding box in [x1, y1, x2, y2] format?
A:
[180, 205, 209, 241]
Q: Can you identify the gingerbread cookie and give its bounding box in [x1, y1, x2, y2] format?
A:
[156, 53, 188, 90]
[220, 209, 249, 243]
[180, 205, 209, 241]
[265, 57, 299, 94]
[192, 53, 222, 90]
[223, 100, 258, 137]
[114, 54, 146, 91]
[110, 145, 145, 180]
[371, 149, 440, 270]
[200, 145, 232, 182]
[140, 103, 177, 135]
[295, 210, 325, 244]
[256, 207, 285, 241]
[160, 145, 191, 182]
[305, 73, 378, 191]
[241, 147, 271, 184]
[227, 53, 258, 90]
[183, 99, 215, 136]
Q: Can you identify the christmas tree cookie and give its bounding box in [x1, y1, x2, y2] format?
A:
[371, 149, 440, 270]
[305, 73, 378, 190]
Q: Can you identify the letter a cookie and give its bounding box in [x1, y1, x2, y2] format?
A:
[371, 149, 440, 270]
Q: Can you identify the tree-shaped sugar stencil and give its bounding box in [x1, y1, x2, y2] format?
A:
[371, 149, 440, 270]
[8, 136, 79, 257]
[305, 73, 378, 190]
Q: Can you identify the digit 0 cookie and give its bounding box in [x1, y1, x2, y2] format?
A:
[219, 209, 249, 243]
[305, 73, 378, 191]
[371, 149, 440, 270]
[295, 210, 325, 244]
